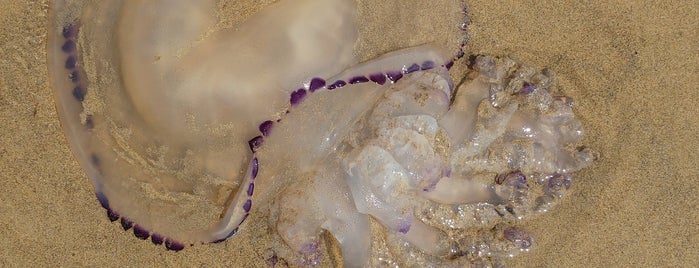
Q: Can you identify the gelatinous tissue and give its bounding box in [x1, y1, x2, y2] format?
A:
[48, 0, 592, 266]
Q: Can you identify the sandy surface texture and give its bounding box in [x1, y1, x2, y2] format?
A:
[1, 1, 697, 267]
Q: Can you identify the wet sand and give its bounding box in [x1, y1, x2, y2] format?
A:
[1, 1, 697, 267]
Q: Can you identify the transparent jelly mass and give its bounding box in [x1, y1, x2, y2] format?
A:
[48, 0, 592, 267]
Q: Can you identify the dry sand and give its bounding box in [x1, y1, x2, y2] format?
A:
[1, 0, 697, 267]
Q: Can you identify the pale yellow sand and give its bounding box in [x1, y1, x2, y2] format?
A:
[1, 1, 697, 267]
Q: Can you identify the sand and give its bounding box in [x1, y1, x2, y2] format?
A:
[1, 0, 697, 267]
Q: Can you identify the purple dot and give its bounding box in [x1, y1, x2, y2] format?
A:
[290, 88, 307, 106]
[133, 225, 149, 240]
[151, 233, 164, 245]
[243, 199, 252, 212]
[386, 71, 403, 82]
[405, 63, 420, 74]
[546, 173, 573, 198]
[106, 209, 119, 222]
[265, 250, 279, 267]
[62, 40, 76, 53]
[72, 86, 85, 101]
[308, 77, 326, 92]
[301, 242, 320, 255]
[397, 220, 411, 234]
[259, 120, 273, 137]
[327, 80, 346, 90]
[421, 61, 435, 70]
[248, 136, 263, 153]
[251, 157, 259, 179]
[445, 61, 454, 70]
[519, 82, 537, 95]
[369, 73, 387, 85]
[495, 170, 528, 189]
[456, 50, 465, 59]
[120, 218, 133, 231]
[348, 76, 369, 84]
[65, 55, 76, 69]
[247, 183, 255, 196]
[62, 24, 77, 39]
[504, 227, 533, 250]
[165, 239, 185, 251]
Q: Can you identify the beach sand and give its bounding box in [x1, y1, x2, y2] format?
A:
[1, 0, 697, 267]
